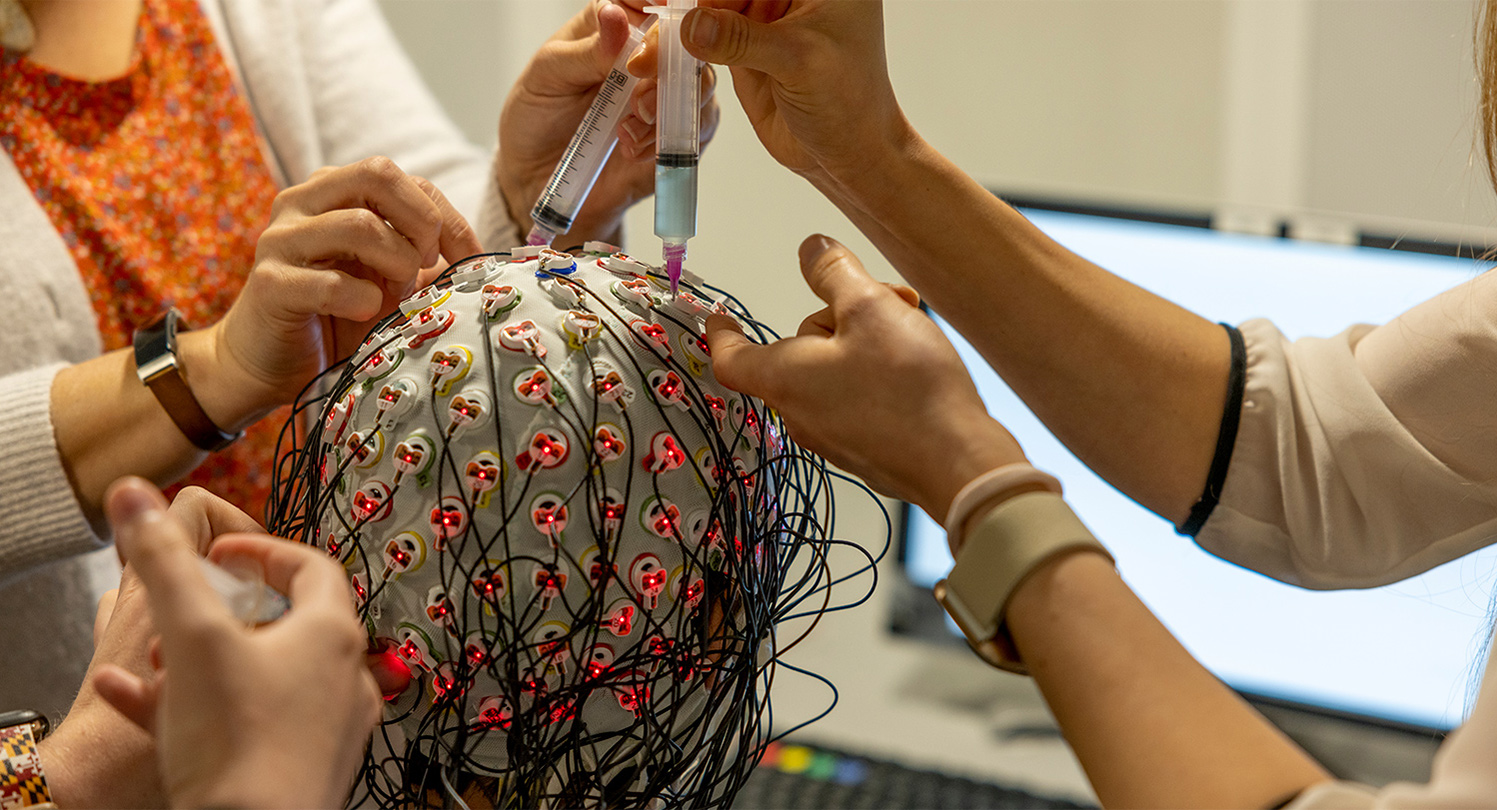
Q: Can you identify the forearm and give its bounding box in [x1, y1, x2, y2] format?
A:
[51, 328, 258, 529]
[808, 136, 1230, 524]
[1005, 550, 1330, 808]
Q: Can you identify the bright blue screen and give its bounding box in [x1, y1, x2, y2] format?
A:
[902, 209, 1497, 730]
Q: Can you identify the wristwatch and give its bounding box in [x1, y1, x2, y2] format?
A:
[0, 710, 53, 809]
[133, 309, 241, 452]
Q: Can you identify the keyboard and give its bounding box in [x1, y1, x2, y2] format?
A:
[733, 740, 1095, 809]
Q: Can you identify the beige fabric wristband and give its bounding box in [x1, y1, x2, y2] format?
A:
[934, 490, 1113, 675]
[943, 462, 1063, 557]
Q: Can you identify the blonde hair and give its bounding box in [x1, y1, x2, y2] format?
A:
[1479, 0, 1497, 193]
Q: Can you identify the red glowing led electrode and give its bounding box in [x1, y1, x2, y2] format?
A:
[630, 555, 667, 610]
[650, 370, 688, 411]
[593, 425, 626, 463]
[428, 347, 472, 395]
[481, 284, 520, 319]
[426, 596, 455, 628]
[473, 696, 513, 730]
[529, 493, 568, 543]
[680, 577, 706, 612]
[498, 319, 545, 358]
[532, 566, 566, 610]
[600, 603, 635, 637]
[547, 699, 577, 724]
[516, 429, 569, 472]
[704, 394, 728, 432]
[630, 320, 671, 356]
[350, 482, 394, 524]
[446, 392, 488, 435]
[643, 432, 686, 473]
[586, 644, 615, 679]
[432, 663, 468, 703]
[429, 497, 468, 543]
[514, 367, 555, 405]
[406, 308, 456, 349]
[380, 532, 425, 578]
[645, 498, 682, 540]
[614, 675, 650, 717]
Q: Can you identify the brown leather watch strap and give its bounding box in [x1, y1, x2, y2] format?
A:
[133, 310, 241, 452]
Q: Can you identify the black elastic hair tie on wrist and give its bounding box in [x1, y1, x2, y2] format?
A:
[1177, 323, 1246, 537]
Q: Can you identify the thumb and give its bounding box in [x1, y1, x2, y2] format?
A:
[92, 664, 162, 735]
[682, 7, 794, 74]
[799, 234, 878, 310]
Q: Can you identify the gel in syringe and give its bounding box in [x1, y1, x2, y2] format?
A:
[527, 20, 653, 247]
[646, 0, 700, 293]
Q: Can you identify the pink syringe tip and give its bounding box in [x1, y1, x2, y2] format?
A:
[667, 260, 682, 294]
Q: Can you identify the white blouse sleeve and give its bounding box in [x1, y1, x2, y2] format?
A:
[1195, 269, 1497, 589]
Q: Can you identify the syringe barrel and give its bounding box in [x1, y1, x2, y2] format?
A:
[529, 24, 649, 236]
[655, 0, 700, 158]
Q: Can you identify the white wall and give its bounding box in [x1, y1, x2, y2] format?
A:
[372, 0, 1491, 793]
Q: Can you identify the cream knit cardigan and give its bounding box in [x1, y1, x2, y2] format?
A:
[0, 0, 518, 718]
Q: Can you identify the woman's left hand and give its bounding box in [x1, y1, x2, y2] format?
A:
[201, 156, 482, 432]
[497, 0, 720, 245]
[706, 235, 1027, 520]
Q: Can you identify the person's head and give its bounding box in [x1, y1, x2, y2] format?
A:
[269, 246, 836, 808]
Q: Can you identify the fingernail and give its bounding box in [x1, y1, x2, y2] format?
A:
[622, 116, 650, 143]
[637, 88, 657, 125]
[689, 10, 718, 49]
[799, 234, 836, 265]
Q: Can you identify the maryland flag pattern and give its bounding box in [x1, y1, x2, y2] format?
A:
[0, 723, 50, 808]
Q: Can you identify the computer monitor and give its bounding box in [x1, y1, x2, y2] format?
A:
[896, 201, 1497, 732]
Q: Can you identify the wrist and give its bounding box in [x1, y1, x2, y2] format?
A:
[806, 113, 925, 208]
[915, 420, 1028, 522]
[33, 737, 71, 808]
[177, 323, 273, 434]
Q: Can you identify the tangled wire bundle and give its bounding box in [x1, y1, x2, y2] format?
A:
[266, 244, 880, 808]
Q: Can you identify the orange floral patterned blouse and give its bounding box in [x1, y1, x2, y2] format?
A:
[0, 0, 282, 518]
[0, 0, 283, 517]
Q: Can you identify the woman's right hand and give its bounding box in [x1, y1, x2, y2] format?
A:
[92, 478, 381, 810]
[705, 235, 1025, 520]
[629, 0, 912, 183]
[201, 156, 483, 432]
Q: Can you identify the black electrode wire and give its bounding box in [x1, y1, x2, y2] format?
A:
[267, 252, 887, 809]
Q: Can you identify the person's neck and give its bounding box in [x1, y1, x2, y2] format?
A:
[20, 0, 143, 81]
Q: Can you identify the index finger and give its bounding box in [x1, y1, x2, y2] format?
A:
[105, 478, 237, 647]
[411, 177, 482, 265]
[207, 533, 356, 615]
[286, 157, 447, 268]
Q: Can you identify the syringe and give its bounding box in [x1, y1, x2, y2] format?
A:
[646, 0, 700, 293]
[527, 20, 654, 247]
[198, 556, 290, 625]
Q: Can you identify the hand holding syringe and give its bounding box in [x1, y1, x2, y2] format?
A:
[198, 556, 290, 624]
[527, 19, 655, 247]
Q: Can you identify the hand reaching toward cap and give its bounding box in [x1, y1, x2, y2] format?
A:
[705, 235, 1026, 521]
[91, 478, 381, 810]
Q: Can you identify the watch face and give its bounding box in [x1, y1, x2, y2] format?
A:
[133, 309, 181, 382]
